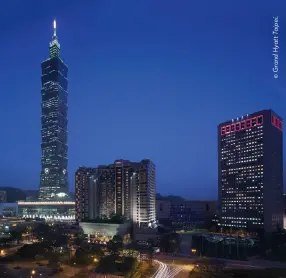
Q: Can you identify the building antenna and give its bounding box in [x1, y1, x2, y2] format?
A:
[53, 19, 57, 37]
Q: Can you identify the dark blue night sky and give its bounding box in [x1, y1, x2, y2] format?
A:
[0, 0, 285, 199]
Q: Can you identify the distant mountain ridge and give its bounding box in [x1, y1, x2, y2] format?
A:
[156, 193, 185, 202]
[0, 187, 26, 202]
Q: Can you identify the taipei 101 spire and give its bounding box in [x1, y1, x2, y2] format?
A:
[39, 20, 69, 200]
[53, 19, 57, 37]
[49, 19, 60, 58]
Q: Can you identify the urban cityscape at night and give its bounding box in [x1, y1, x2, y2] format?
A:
[0, 1, 286, 277]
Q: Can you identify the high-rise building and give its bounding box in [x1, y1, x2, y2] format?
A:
[88, 170, 115, 219]
[39, 20, 69, 200]
[218, 110, 283, 232]
[131, 159, 156, 227]
[75, 159, 157, 227]
[75, 167, 97, 221]
[16, 20, 75, 222]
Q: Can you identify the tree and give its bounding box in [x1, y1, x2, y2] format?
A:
[112, 235, 123, 243]
[108, 235, 123, 254]
[73, 237, 84, 247]
[192, 258, 226, 276]
[33, 223, 51, 240]
[16, 242, 51, 259]
[95, 255, 118, 274]
[10, 229, 23, 244]
[160, 233, 180, 253]
[74, 247, 91, 265]
[54, 234, 69, 247]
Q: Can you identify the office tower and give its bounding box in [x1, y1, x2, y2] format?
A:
[39, 20, 69, 200]
[218, 110, 283, 232]
[131, 159, 156, 227]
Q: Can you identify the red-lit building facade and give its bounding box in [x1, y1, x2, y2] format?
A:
[218, 110, 284, 233]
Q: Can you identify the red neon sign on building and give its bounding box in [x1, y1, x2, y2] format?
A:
[220, 115, 264, 136]
[221, 114, 283, 136]
[271, 114, 283, 131]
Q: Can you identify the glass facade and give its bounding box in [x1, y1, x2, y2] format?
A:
[218, 110, 284, 232]
[39, 22, 69, 200]
[18, 201, 75, 221]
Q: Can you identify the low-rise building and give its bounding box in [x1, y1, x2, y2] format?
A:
[156, 200, 171, 220]
[18, 201, 75, 221]
[0, 203, 18, 217]
[0, 191, 7, 203]
[170, 200, 217, 230]
[133, 225, 159, 246]
[0, 218, 45, 233]
[79, 222, 131, 242]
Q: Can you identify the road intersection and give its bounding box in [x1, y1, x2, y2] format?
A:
[152, 260, 183, 278]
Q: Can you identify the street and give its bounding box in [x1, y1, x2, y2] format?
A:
[155, 253, 286, 270]
[152, 260, 183, 278]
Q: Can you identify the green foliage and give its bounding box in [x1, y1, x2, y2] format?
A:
[95, 255, 137, 276]
[160, 232, 180, 253]
[74, 248, 93, 265]
[82, 213, 127, 224]
[107, 235, 123, 254]
[87, 243, 104, 257]
[10, 228, 23, 243]
[33, 223, 69, 247]
[259, 231, 286, 261]
[0, 187, 26, 202]
[33, 223, 51, 239]
[16, 242, 51, 259]
[193, 258, 226, 274]
[73, 234, 85, 246]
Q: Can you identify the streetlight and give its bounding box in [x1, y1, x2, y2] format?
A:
[31, 269, 36, 275]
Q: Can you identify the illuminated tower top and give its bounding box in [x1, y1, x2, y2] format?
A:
[49, 19, 60, 58]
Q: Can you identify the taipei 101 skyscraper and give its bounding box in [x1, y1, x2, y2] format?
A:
[39, 20, 69, 200]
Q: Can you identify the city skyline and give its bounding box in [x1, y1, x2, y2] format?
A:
[0, 1, 286, 199]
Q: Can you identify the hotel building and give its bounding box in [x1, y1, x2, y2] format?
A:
[75, 159, 156, 227]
